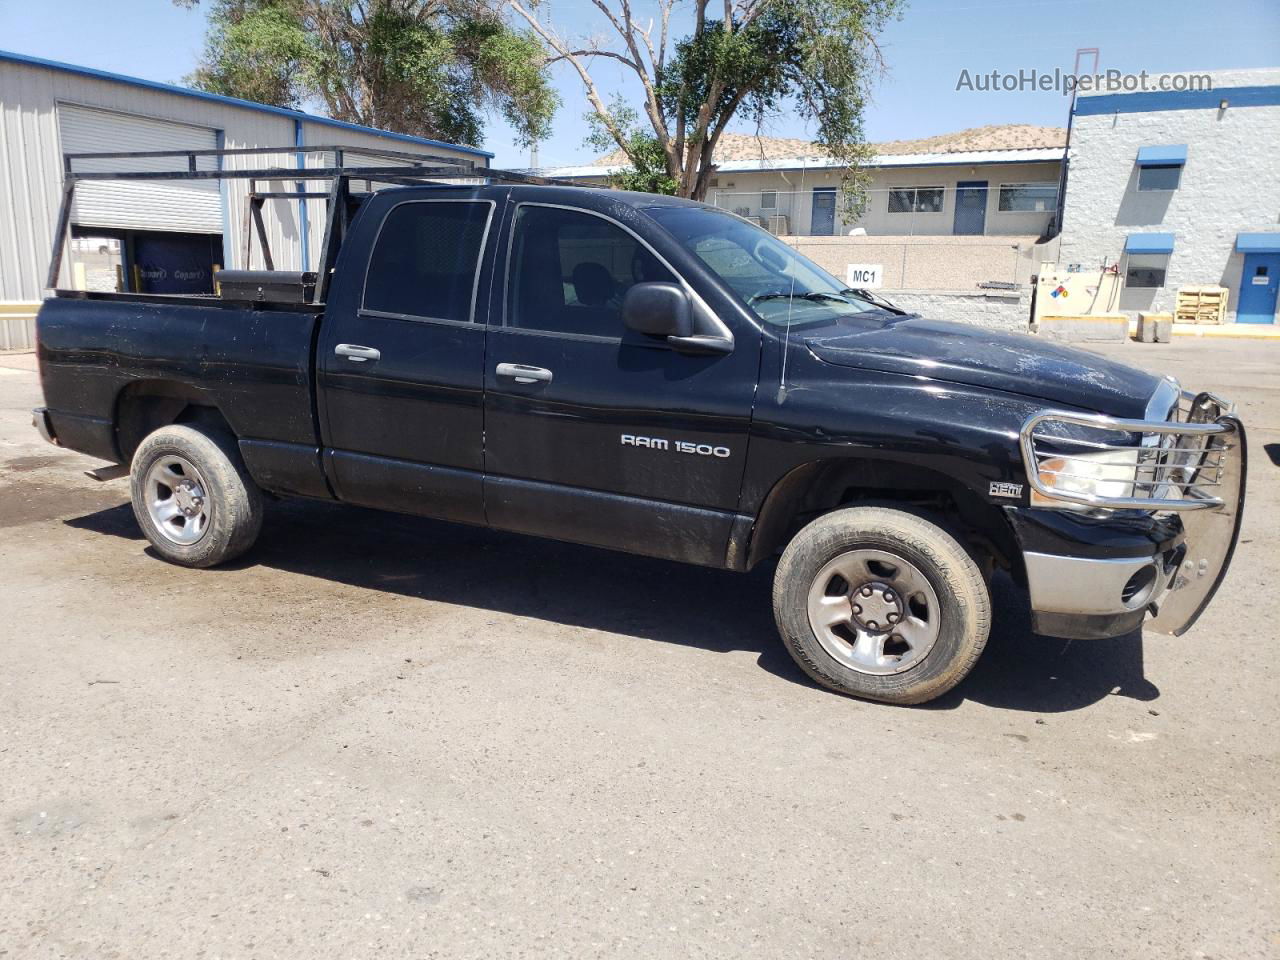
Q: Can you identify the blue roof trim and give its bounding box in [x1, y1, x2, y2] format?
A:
[1075, 84, 1280, 117]
[1136, 144, 1187, 166]
[1125, 233, 1176, 254]
[0, 48, 494, 159]
[1236, 233, 1280, 253]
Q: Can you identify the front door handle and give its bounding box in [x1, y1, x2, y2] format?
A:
[496, 362, 553, 385]
[335, 343, 380, 362]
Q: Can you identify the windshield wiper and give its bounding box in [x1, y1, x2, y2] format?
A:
[750, 290, 848, 305]
[839, 287, 908, 314]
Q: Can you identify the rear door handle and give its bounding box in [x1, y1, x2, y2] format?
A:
[335, 343, 380, 362]
[496, 362, 553, 385]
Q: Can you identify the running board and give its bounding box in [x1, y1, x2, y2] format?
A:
[84, 464, 129, 482]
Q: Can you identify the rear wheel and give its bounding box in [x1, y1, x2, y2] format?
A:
[773, 506, 991, 705]
[129, 424, 263, 568]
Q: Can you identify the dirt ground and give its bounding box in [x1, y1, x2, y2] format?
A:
[0, 338, 1275, 959]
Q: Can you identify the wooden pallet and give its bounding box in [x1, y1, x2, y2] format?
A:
[1175, 285, 1228, 325]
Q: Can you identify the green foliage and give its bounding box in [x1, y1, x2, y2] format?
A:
[535, 0, 901, 205]
[180, 0, 557, 147]
[655, 0, 902, 208]
[585, 99, 677, 195]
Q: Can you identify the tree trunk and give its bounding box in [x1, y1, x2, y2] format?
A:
[690, 147, 716, 201]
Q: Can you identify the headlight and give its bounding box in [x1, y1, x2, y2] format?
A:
[1030, 448, 1139, 508]
[1023, 405, 1235, 514]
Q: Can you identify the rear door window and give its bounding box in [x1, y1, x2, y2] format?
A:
[363, 200, 492, 322]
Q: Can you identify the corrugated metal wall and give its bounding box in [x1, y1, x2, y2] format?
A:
[0, 61, 63, 307]
[0, 57, 487, 348]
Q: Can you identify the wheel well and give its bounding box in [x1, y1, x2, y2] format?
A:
[114, 381, 235, 462]
[746, 458, 1022, 577]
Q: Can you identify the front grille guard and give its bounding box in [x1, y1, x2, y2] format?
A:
[1019, 392, 1241, 513]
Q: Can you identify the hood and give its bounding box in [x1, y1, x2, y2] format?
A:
[806, 314, 1164, 418]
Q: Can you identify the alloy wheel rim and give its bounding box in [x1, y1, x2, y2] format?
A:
[805, 548, 941, 675]
[144, 455, 211, 546]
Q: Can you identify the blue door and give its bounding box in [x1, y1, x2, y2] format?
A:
[953, 181, 987, 235]
[1238, 254, 1279, 323]
[810, 188, 836, 236]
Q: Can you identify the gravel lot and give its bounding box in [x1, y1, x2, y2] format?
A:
[1, 338, 1276, 959]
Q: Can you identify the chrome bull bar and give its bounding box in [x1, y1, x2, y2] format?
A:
[1148, 410, 1246, 635]
[1020, 393, 1247, 636]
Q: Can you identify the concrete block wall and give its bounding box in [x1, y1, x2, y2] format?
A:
[783, 234, 1052, 290]
[1058, 68, 1280, 323]
[887, 288, 1030, 331]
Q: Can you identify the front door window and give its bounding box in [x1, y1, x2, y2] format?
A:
[506, 205, 674, 337]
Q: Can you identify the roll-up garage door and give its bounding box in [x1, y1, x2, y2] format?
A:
[58, 103, 222, 233]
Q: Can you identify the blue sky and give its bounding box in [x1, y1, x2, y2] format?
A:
[2, 0, 1277, 167]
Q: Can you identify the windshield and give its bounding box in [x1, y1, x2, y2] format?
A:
[646, 205, 897, 328]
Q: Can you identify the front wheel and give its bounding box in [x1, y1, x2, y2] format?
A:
[773, 506, 991, 705]
[129, 424, 263, 568]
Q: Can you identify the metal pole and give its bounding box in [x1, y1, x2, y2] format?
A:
[251, 198, 274, 271]
[241, 180, 255, 269]
[315, 170, 346, 303]
[45, 180, 76, 290]
[294, 119, 311, 272]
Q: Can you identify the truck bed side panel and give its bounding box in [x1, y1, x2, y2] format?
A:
[37, 296, 327, 497]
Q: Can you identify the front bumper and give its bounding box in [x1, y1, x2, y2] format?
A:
[1017, 412, 1247, 639]
[1023, 549, 1180, 639]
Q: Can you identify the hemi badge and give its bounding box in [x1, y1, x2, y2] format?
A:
[989, 481, 1023, 499]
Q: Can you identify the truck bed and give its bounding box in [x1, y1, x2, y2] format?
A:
[38, 293, 325, 495]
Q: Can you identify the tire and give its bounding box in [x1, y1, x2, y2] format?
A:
[129, 424, 263, 568]
[773, 506, 991, 705]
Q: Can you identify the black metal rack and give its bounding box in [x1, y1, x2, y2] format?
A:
[48, 143, 583, 302]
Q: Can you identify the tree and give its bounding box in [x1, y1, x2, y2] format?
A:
[504, 0, 903, 210]
[584, 98, 677, 195]
[178, 0, 558, 148]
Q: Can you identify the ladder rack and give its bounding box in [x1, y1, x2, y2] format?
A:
[48, 143, 588, 302]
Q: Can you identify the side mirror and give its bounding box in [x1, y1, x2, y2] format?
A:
[623, 282, 693, 339]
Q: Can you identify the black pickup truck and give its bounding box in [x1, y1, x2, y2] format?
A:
[34, 181, 1246, 705]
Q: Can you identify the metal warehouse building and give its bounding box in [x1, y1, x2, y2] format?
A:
[0, 49, 491, 349]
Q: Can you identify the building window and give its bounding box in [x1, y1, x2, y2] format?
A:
[760, 190, 777, 209]
[1135, 145, 1187, 192]
[1138, 164, 1182, 191]
[887, 187, 944, 214]
[1125, 253, 1170, 288]
[998, 182, 1058, 212]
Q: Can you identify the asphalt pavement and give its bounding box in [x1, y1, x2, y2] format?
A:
[0, 339, 1275, 958]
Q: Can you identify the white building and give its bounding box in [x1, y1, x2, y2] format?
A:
[1058, 68, 1280, 325]
[0, 49, 490, 349]
[539, 125, 1066, 240]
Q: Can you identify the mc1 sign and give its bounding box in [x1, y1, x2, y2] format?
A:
[845, 263, 883, 289]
